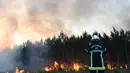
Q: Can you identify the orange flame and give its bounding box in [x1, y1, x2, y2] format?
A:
[15, 67, 25, 73]
[44, 61, 127, 71]
[107, 64, 112, 70]
[54, 61, 59, 68]
[60, 64, 65, 69]
[14, 62, 128, 72]
[44, 61, 87, 71]
[44, 67, 53, 71]
[120, 66, 123, 69]
[73, 63, 80, 71]
[125, 64, 128, 70]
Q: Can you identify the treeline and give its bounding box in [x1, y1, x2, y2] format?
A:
[43, 27, 130, 66]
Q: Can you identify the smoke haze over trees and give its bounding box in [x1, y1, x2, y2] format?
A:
[1, 0, 130, 49]
[0, 27, 130, 72]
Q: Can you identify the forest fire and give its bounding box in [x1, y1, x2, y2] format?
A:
[12, 62, 128, 73]
[15, 67, 25, 73]
[106, 63, 129, 70]
[125, 64, 128, 70]
[44, 61, 87, 71]
[107, 64, 113, 70]
[43, 61, 128, 71]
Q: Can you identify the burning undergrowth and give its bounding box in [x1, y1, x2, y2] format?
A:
[8, 61, 128, 73]
[44, 61, 88, 71]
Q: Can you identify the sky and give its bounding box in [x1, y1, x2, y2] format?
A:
[0, 0, 130, 49]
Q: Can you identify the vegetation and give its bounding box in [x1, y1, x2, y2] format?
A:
[44, 27, 130, 67]
[2, 27, 130, 72]
[16, 69, 130, 73]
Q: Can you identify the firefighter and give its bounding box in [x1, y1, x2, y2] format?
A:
[84, 34, 107, 73]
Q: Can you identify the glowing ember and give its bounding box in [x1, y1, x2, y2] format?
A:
[54, 61, 59, 68]
[15, 67, 25, 73]
[120, 66, 123, 69]
[60, 64, 65, 69]
[107, 64, 112, 70]
[114, 67, 117, 69]
[125, 64, 128, 70]
[44, 67, 53, 72]
[73, 63, 80, 71]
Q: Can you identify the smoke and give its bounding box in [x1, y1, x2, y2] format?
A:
[0, 48, 14, 72]
[24, 0, 130, 34]
[0, 0, 72, 49]
[0, 0, 72, 71]
[0, 0, 130, 71]
[0, 0, 129, 48]
[0, 40, 49, 72]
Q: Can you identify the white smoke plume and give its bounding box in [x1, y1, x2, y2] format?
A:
[0, 0, 130, 48]
[0, 0, 72, 49]
[25, 0, 130, 33]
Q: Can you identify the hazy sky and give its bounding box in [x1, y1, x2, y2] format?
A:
[0, 0, 130, 48]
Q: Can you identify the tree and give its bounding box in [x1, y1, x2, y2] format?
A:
[20, 44, 29, 66]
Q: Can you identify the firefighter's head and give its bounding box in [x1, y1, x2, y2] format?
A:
[91, 34, 100, 43]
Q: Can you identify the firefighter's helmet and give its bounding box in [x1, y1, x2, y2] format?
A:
[91, 35, 100, 40]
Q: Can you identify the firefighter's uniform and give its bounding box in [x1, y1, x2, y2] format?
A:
[84, 35, 107, 73]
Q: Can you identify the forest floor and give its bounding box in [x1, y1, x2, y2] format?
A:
[20, 69, 129, 73]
